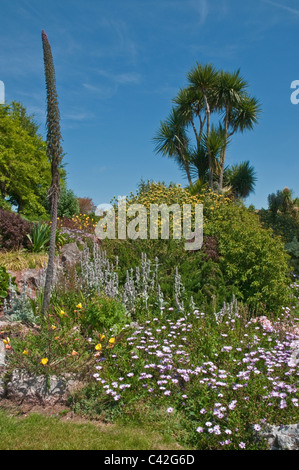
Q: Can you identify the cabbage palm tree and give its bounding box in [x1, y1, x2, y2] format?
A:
[153, 107, 193, 186]
[186, 63, 219, 188]
[154, 62, 260, 193]
[217, 70, 261, 189]
[189, 125, 226, 189]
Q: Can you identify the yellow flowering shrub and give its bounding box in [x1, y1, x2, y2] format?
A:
[103, 182, 292, 314]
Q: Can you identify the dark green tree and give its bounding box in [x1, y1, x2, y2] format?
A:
[41, 30, 64, 315]
[57, 186, 80, 218]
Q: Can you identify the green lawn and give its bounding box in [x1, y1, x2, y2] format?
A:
[0, 407, 184, 450]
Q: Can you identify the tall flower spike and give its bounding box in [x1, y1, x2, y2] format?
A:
[41, 30, 64, 315]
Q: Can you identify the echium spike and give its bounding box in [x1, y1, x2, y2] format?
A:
[41, 30, 64, 315]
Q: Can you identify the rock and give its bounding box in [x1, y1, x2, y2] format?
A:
[7, 268, 46, 299]
[256, 424, 299, 450]
[0, 341, 5, 368]
[0, 341, 6, 398]
[288, 339, 299, 367]
[6, 369, 84, 406]
[59, 243, 81, 268]
[0, 320, 22, 329]
[0, 378, 5, 398]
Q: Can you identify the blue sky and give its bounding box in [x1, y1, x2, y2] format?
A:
[0, 0, 299, 209]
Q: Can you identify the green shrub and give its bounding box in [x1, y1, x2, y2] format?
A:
[0, 265, 15, 305]
[259, 209, 299, 243]
[58, 187, 80, 219]
[0, 198, 12, 212]
[79, 294, 129, 335]
[285, 237, 299, 275]
[206, 203, 292, 314]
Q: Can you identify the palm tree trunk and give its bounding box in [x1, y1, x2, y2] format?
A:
[219, 111, 229, 190]
[203, 94, 213, 189]
[180, 151, 193, 187]
[185, 164, 193, 187]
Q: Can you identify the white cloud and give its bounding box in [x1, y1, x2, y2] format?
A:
[263, 0, 299, 16]
[82, 69, 141, 99]
[82, 82, 117, 99]
[63, 111, 96, 122]
[96, 69, 141, 84]
[195, 0, 209, 26]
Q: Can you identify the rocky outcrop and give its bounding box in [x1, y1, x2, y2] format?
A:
[289, 339, 299, 367]
[0, 340, 5, 368]
[257, 424, 299, 450]
[4, 243, 82, 301]
[59, 243, 81, 268]
[4, 369, 83, 405]
[0, 340, 5, 398]
[7, 267, 46, 299]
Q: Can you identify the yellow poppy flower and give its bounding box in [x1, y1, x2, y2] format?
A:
[76, 303, 83, 309]
[2, 337, 10, 345]
[41, 358, 48, 365]
[22, 349, 29, 355]
[51, 325, 56, 330]
[109, 338, 115, 344]
[95, 343, 102, 351]
[100, 334, 105, 341]
[59, 310, 66, 316]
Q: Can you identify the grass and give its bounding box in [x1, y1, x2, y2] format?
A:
[0, 407, 184, 450]
[0, 250, 48, 271]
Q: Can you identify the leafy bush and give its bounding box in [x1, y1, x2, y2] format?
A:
[79, 294, 129, 335]
[0, 265, 15, 305]
[0, 208, 31, 251]
[58, 187, 80, 219]
[259, 208, 299, 244]
[206, 203, 291, 314]
[0, 198, 13, 212]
